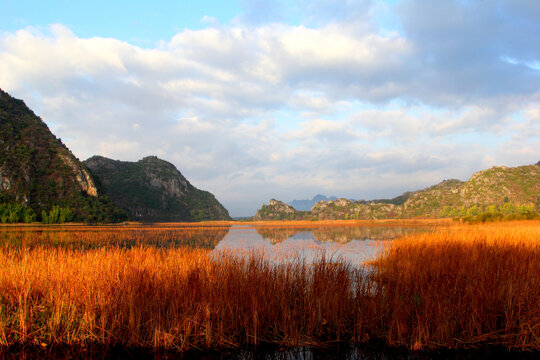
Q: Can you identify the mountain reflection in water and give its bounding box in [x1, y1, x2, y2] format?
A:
[0, 224, 431, 264]
[257, 226, 428, 244]
[0, 224, 231, 250]
[214, 225, 430, 265]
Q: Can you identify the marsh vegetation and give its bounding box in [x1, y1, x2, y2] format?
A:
[0, 220, 538, 356]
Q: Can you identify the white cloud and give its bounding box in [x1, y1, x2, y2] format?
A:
[1, 2, 540, 216]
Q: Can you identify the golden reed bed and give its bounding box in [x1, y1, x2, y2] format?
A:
[373, 221, 540, 350]
[0, 220, 538, 352]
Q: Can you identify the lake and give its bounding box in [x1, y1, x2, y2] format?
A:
[0, 222, 434, 265]
[214, 224, 432, 265]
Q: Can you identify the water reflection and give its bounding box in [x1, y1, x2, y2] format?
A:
[7, 343, 534, 360]
[220, 345, 533, 360]
[257, 226, 429, 244]
[0, 224, 430, 264]
[214, 225, 430, 265]
[0, 224, 231, 250]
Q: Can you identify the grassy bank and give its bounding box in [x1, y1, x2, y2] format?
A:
[0, 221, 538, 352]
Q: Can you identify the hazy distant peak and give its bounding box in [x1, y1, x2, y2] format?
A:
[289, 194, 339, 211]
[312, 194, 338, 202]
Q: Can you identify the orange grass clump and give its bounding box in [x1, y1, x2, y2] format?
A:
[0, 247, 363, 350]
[372, 220, 540, 350]
[0, 220, 538, 352]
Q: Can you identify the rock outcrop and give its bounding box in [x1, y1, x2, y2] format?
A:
[253, 199, 301, 220]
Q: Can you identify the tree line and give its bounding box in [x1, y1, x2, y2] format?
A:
[0, 203, 73, 224]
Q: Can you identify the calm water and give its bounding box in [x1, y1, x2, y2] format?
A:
[6, 343, 535, 360]
[213, 225, 429, 264]
[0, 223, 431, 263]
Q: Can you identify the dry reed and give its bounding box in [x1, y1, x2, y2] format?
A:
[372, 221, 540, 350]
[0, 246, 363, 350]
[0, 220, 538, 352]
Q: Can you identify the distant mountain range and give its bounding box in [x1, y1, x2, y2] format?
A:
[255, 163, 540, 220]
[288, 194, 339, 211]
[0, 89, 230, 223]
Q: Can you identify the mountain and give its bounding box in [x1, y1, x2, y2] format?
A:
[254, 164, 540, 220]
[365, 191, 415, 206]
[310, 198, 400, 220]
[400, 165, 540, 218]
[288, 194, 338, 211]
[253, 199, 304, 220]
[287, 192, 414, 213]
[84, 155, 231, 222]
[0, 89, 127, 223]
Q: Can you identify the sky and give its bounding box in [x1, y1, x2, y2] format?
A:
[1, 0, 539, 217]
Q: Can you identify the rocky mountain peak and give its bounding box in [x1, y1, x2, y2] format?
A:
[84, 155, 230, 222]
[253, 199, 298, 220]
[0, 89, 125, 222]
[334, 198, 352, 207]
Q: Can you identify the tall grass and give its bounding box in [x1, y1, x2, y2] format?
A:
[372, 221, 540, 350]
[0, 220, 538, 352]
[0, 246, 363, 350]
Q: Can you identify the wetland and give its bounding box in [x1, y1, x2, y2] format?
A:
[0, 220, 538, 358]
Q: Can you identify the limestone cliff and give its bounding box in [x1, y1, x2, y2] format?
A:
[84, 155, 231, 222]
[0, 89, 126, 222]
